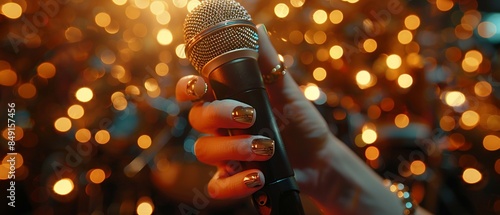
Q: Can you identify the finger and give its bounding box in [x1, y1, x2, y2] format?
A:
[208, 169, 264, 199]
[189, 99, 256, 133]
[175, 75, 214, 102]
[194, 135, 274, 164]
[257, 24, 282, 78]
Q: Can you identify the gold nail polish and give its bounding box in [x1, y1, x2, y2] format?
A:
[243, 172, 262, 188]
[251, 138, 274, 156]
[186, 76, 207, 99]
[231, 106, 254, 124]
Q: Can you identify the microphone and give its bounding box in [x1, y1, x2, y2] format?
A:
[184, 0, 304, 214]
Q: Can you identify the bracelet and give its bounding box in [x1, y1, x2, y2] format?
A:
[383, 180, 417, 215]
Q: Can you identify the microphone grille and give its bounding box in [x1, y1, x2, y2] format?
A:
[184, 0, 258, 73]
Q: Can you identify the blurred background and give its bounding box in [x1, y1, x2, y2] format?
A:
[0, 0, 499, 214]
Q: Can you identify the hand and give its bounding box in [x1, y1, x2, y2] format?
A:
[175, 24, 334, 199]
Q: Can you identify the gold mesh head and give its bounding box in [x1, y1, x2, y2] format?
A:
[184, 0, 259, 73]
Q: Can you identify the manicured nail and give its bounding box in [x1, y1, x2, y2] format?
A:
[243, 172, 262, 188]
[186, 76, 207, 99]
[231, 106, 254, 124]
[251, 138, 274, 156]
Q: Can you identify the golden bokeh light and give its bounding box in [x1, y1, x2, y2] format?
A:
[37, 62, 56, 79]
[397, 74, 413, 89]
[462, 168, 482, 184]
[367, 105, 381, 120]
[95, 130, 111, 144]
[175, 44, 186, 59]
[0, 69, 17, 86]
[410, 160, 426, 175]
[1, 3, 22, 19]
[304, 84, 321, 101]
[67, 104, 85, 119]
[483, 135, 500, 151]
[460, 110, 480, 128]
[290, 0, 305, 8]
[444, 91, 466, 107]
[150, 1, 165, 15]
[137, 135, 152, 149]
[75, 128, 92, 143]
[365, 146, 379, 161]
[89, 168, 106, 184]
[2, 153, 24, 168]
[137, 201, 154, 215]
[356, 70, 372, 88]
[329, 10, 343, 24]
[329, 45, 343, 59]
[386, 54, 402, 69]
[440, 115, 456, 131]
[274, 3, 289, 18]
[363, 39, 377, 53]
[362, 129, 377, 144]
[313, 31, 327, 44]
[157, 29, 173, 45]
[76, 87, 93, 102]
[95, 12, 111, 27]
[398, 30, 413, 44]
[436, 0, 454, 12]
[54, 117, 72, 132]
[112, 0, 127, 6]
[380, 98, 395, 112]
[313, 10, 327, 24]
[313, 67, 327, 81]
[53, 178, 74, 195]
[474, 81, 492, 97]
[65, 27, 83, 42]
[395, 114, 410, 128]
[155, 63, 169, 76]
[404, 15, 420, 30]
[156, 11, 171, 24]
[134, 0, 150, 9]
[18, 83, 37, 99]
[477, 22, 496, 38]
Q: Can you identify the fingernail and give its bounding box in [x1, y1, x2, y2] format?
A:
[261, 24, 268, 34]
[251, 138, 274, 156]
[243, 172, 262, 188]
[231, 106, 254, 124]
[186, 76, 207, 99]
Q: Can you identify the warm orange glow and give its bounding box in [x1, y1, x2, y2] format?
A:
[444, 91, 466, 107]
[410, 160, 426, 175]
[95, 12, 111, 27]
[398, 30, 413, 44]
[313, 10, 327, 24]
[54, 117, 72, 132]
[460, 110, 480, 128]
[395, 114, 410, 128]
[68, 105, 85, 119]
[53, 178, 74, 195]
[404, 15, 420, 30]
[95, 130, 111, 144]
[274, 3, 289, 18]
[304, 84, 320, 101]
[137, 135, 152, 149]
[0, 69, 17, 86]
[329, 10, 343, 24]
[462, 168, 482, 184]
[329, 45, 343, 59]
[386, 54, 402, 69]
[483, 135, 500, 151]
[365, 146, 379, 161]
[313, 67, 327, 81]
[18, 83, 37, 99]
[76, 87, 93, 102]
[89, 169, 106, 184]
[397, 74, 413, 89]
[37, 62, 56, 79]
[436, 0, 454, 12]
[474, 81, 492, 97]
[440, 116, 455, 131]
[362, 129, 377, 144]
[1, 3, 22, 19]
[363, 39, 377, 53]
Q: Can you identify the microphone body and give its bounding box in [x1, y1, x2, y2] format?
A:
[184, 1, 304, 214]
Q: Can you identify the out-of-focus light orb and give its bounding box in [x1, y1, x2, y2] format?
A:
[329, 45, 343, 59]
[440, 116, 456, 131]
[134, 0, 149, 9]
[150, 1, 165, 15]
[386, 54, 402, 69]
[477, 22, 496, 38]
[95, 12, 111, 27]
[474, 81, 492, 97]
[329, 10, 343, 24]
[76, 87, 93, 102]
[156, 11, 171, 24]
[290, 0, 305, 8]
[436, 0, 453, 12]
[381, 98, 395, 112]
[173, 0, 188, 8]
[405, 15, 420, 30]
[356, 70, 371, 86]
[462, 50, 483, 73]
[410, 160, 426, 175]
[53, 178, 74, 195]
[89, 169, 106, 184]
[365, 146, 379, 161]
[343, 0, 359, 3]
[313, 67, 327, 81]
[444, 91, 466, 107]
[1, 3, 22, 19]
[144, 78, 159, 92]
[157, 29, 173, 45]
[18, 83, 37, 99]
[125, 5, 141, 19]
[37, 62, 56, 79]
[176, 44, 186, 59]
[368, 105, 381, 120]
[362, 129, 377, 144]
[460, 110, 480, 128]
[398, 30, 413, 44]
[363, 39, 377, 53]
[462, 168, 482, 184]
[113, 0, 127, 6]
[481, 13, 500, 43]
[397, 74, 413, 89]
[67, 104, 84, 119]
[101, 50, 116, 65]
[65, 27, 83, 42]
[54, 117, 72, 132]
[313, 10, 328, 24]
[0, 69, 17, 86]
[112, 94, 128, 111]
[395, 114, 410, 128]
[95, 130, 111, 144]
[304, 84, 320, 101]
[313, 31, 327, 44]
[495, 159, 500, 174]
[137, 201, 154, 215]
[155, 63, 169, 76]
[137, 135, 152, 149]
[483, 135, 500, 151]
[487, 115, 500, 131]
[274, 3, 289, 18]
[187, 0, 201, 12]
[75, 129, 92, 143]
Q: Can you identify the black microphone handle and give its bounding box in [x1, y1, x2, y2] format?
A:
[207, 57, 305, 215]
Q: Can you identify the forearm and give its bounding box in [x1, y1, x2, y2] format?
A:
[296, 134, 407, 215]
